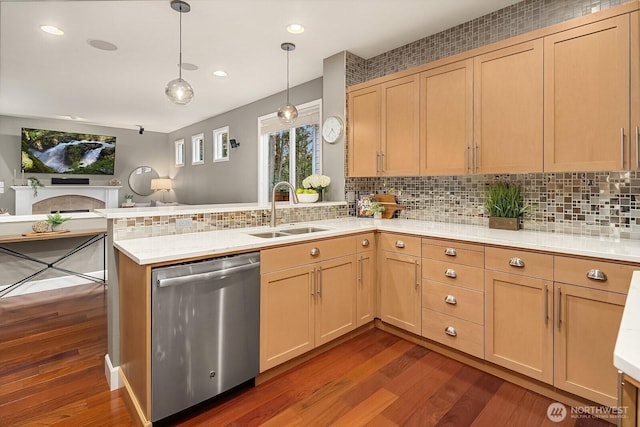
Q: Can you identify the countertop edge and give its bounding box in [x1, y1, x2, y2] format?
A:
[614, 271, 640, 383]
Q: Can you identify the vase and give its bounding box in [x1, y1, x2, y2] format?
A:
[488, 217, 520, 231]
[51, 224, 61, 232]
[317, 189, 324, 202]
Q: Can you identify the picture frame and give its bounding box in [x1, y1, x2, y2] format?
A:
[357, 193, 375, 217]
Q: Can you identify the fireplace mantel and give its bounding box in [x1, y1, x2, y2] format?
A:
[11, 185, 121, 215]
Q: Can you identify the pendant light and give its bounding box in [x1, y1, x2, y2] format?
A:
[277, 42, 298, 124]
[165, 0, 194, 105]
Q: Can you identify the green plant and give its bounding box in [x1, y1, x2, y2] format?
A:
[28, 176, 43, 196]
[369, 202, 385, 214]
[484, 182, 530, 218]
[124, 193, 134, 200]
[47, 211, 71, 226]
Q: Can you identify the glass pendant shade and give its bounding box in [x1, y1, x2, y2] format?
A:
[165, 77, 194, 105]
[277, 103, 298, 124]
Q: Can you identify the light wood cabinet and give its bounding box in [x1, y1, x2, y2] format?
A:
[630, 11, 640, 171]
[620, 374, 639, 427]
[473, 40, 544, 174]
[260, 238, 358, 372]
[347, 75, 420, 177]
[554, 284, 626, 407]
[347, 85, 380, 177]
[379, 234, 421, 334]
[485, 270, 553, 384]
[419, 59, 473, 175]
[356, 234, 376, 326]
[544, 15, 631, 171]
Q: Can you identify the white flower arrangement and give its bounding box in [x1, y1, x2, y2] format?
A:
[302, 174, 331, 191]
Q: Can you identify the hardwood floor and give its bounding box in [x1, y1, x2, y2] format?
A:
[0, 284, 614, 427]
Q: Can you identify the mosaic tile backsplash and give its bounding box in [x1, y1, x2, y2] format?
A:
[346, 172, 640, 240]
[113, 204, 348, 241]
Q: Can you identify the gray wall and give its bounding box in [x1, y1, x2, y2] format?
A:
[167, 78, 323, 204]
[0, 115, 169, 214]
[322, 52, 347, 202]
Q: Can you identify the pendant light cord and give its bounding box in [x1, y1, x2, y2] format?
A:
[178, 6, 183, 80]
[286, 48, 290, 104]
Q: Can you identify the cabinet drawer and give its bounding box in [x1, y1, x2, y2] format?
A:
[379, 233, 421, 257]
[357, 233, 376, 253]
[485, 247, 553, 280]
[422, 308, 484, 359]
[422, 280, 483, 324]
[422, 239, 484, 267]
[554, 256, 636, 294]
[422, 259, 484, 292]
[261, 236, 356, 273]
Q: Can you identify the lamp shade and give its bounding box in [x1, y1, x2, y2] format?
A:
[150, 178, 172, 191]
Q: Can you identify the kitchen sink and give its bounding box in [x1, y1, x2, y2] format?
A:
[248, 227, 328, 238]
[279, 227, 327, 234]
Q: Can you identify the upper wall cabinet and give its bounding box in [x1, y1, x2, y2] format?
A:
[474, 40, 544, 174]
[420, 59, 473, 175]
[544, 15, 631, 172]
[348, 75, 420, 177]
[631, 11, 640, 171]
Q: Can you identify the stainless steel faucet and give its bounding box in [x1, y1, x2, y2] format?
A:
[271, 181, 299, 228]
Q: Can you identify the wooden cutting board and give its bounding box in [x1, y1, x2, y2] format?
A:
[374, 194, 406, 219]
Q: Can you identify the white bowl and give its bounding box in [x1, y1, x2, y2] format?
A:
[296, 193, 319, 203]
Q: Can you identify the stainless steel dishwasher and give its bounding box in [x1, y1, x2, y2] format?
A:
[150, 252, 260, 422]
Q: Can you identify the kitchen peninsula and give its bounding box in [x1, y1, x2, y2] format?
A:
[98, 200, 640, 426]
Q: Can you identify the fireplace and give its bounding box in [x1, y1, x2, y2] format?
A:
[11, 185, 120, 215]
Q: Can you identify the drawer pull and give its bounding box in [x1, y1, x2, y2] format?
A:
[444, 268, 457, 278]
[444, 326, 457, 337]
[509, 257, 525, 268]
[444, 247, 457, 257]
[444, 295, 457, 305]
[361, 239, 370, 247]
[586, 269, 607, 282]
[310, 247, 320, 256]
[395, 240, 405, 248]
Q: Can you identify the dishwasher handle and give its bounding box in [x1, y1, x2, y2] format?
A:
[156, 263, 259, 288]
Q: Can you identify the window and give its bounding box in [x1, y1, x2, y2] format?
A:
[213, 126, 229, 162]
[257, 99, 322, 204]
[174, 139, 185, 167]
[191, 133, 204, 165]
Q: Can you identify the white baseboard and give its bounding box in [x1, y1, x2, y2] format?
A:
[104, 353, 122, 391]
[0, 270, 106, 298]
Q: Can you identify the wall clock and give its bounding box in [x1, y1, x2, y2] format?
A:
[322, 116, 344, 144]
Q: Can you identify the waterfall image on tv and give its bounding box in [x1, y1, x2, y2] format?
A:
[21, 128, 116, 175]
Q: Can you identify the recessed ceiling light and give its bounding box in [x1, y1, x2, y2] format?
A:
[213, 70, 228, 77]
[40, 25, 64, 36]
[286, 23, 304, 34]
[88, 39, 118, 51]
[181, 63, 199, 71]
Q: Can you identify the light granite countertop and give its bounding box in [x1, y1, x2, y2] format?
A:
[614, 271, 640, 383]
[113, 217, 640, 265]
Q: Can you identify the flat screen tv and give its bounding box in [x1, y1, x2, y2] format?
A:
[21, 128, 116, 175]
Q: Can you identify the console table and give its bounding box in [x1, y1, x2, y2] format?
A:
[0, 228, 107, 297]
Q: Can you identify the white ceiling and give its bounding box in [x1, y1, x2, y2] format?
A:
[0, 0, 520, 133]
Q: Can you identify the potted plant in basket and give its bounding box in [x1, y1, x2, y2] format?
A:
[47, 211, 71, 232]
[484, 182, 529, 231]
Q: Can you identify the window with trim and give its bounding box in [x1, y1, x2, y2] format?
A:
[213, 126, 229, 162]
[191, 133, 204, 165]
[175, 139, 185, 167]
[257, 99, 322, 204]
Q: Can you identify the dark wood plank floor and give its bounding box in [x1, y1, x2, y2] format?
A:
[0, 284, 614, 426]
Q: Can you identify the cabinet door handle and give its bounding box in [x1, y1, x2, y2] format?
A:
[474, 143, 478, 174]
[358, 256, 363, 284]
[636, 126, 640, 169]
[311, 267, 316, 296]
[361, 239, 370, 247]
[444, 326, 457, 337]
[381, 152, 385, 175]
[444, 247, 456, 257]
[465, 145, 470, 173]
[557, 287, 562, 330]
[317, 266, 322, 296]
[586, 269, 607, 282]
[544, 285, 549, 325]
[310, 247, 320, 256]
[415, 260, 419, 289]
[444, 268, 457, 278]
[375, 152, 380, 175]
[509, 257, 525, 268]
[621, 128, 625, 169]
[444, 295, 457, 305]
[395, 240, 405, 248]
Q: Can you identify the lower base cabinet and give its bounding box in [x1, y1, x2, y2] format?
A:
[379, 252, 421, 334]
